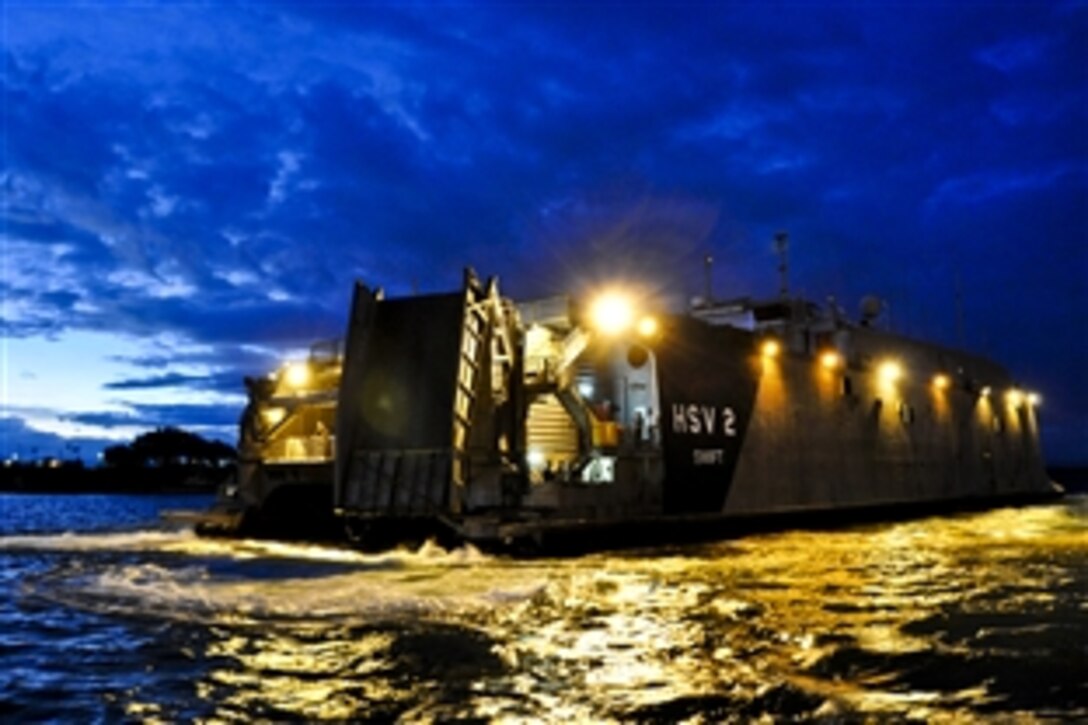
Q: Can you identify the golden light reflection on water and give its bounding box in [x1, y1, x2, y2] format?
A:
[479, 500, 1087, 720]
[198, 628, 399, 720]
[67, 498, 1086, 721]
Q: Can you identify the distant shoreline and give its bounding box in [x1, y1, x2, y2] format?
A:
[0, 464, 229, 495]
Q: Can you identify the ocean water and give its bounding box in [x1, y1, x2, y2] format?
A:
[0, 492, 1084, 722]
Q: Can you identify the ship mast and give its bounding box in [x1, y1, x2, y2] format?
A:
[774, 230, 790, 299]
[703, 254, 714, 304]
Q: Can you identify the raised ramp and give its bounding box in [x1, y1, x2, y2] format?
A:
[338, 450, 453, 513]
[334, 273, 500, 520]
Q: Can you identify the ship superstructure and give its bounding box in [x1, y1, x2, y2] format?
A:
[204, 340, 342, 536]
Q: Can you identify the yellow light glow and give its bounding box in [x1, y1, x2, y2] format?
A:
[636, 315, 659, 337]
[979, 385, 992, 397]
[284, 362, 311, 388]
[761, 339, 780, 358]
[1027, 392, 1041, 406]
[1006, 388, 1024, 407]
[932, 373, 950, 390]
[878, 360, 903, 384]
[261, 407, 286, 427]
[819, 350, 841, 370]
[589, 291, 635, 335]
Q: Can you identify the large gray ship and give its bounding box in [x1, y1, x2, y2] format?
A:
[194, 267, 1056, 551]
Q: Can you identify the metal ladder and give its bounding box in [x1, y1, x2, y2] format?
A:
[451, 271, 492, 503]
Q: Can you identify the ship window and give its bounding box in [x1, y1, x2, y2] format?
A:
[627, 344, 649, 369]
[841, 375, 853, 397]
[898, 402, 915, 424]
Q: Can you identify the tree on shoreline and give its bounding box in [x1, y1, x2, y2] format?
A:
[102, 428, 235, 468]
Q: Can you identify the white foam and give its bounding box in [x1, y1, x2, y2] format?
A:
[0, 528, 491, 567]
[6, 528, 544, 624]
[0, 529, 195, 552]
[38, 556, 546, 625]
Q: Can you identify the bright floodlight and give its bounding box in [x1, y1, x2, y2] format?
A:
[761, 339, 780, 358]
[284, 362, 311, 388]
[1027, 392, 1041, 406]
[932, 373, 950, 390]
[1006, 388, 1025, 407]
[589, 291, 635, 335]
[878, 360, 903, 384]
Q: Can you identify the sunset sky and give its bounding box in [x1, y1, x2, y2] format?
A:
[2, 1, 1085, 463]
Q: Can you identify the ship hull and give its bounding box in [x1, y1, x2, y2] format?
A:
[465, 488, 1063, 554]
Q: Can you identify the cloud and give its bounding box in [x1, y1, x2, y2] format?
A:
[976, 36, 1053, 73]
[63, 403, 242, 431]
[517, 194, 721, 300]
[925, 163, 1087, 209]
[0, 415, 116, 460]
[103, 371, 244, 396]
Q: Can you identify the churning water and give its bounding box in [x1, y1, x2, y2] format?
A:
[0, 492, 1084, 722]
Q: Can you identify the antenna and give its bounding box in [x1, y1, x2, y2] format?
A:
[774, 231, 789, 299]
[703, 253, 714, 304]
[954, 270, 965, 348]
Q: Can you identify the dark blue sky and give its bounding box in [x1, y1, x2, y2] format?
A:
[2, 1, 1086, 463]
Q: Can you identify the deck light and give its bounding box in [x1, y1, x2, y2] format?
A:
[979, 386, 992, 397]
[1006, 389, 1024, 407]
[262, 407, 286, 427]
[878, 360, 903, 384]
[636, 315, 659, 338]
[761, 339, 781, 358]
[1027, 392, 1041, 406]
[932, 373, 950, 390]
[284, 362, 311, 388]
[820, 350, 842, 370]
[589, 291, 635, 335]
[527, 449, 546, 469]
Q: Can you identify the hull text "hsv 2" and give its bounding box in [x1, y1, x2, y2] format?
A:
[671, 404, 737, 436]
